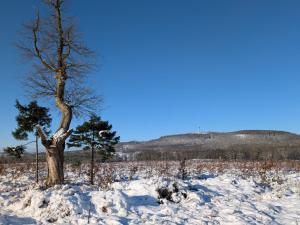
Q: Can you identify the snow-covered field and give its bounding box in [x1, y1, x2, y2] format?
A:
[0, 160, 300, 225]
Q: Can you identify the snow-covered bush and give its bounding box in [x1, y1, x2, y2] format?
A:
[156, 180, 187, 204]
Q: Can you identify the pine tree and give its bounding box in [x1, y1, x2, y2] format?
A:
[68, 114, 120, 184]
[3, 145, 26, 159]
[12, 100, 51, 183]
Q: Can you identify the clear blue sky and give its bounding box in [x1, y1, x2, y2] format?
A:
[1, 0, 300, 148]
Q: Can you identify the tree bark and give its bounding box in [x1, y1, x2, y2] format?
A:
[45, 144, 64, 186]
[37, 126, 72, 186]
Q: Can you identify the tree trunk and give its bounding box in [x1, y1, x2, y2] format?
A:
[90, 145, 94, 185]
[37, 126, 72, 186]
[35, 135, 39, 183]
[45, 145, 64, 186]
[90, 127, 95, 185]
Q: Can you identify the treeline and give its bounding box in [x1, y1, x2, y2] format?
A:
[2, 144, 300, 164]
[0, 150, 114, 165]
[133, 145, 300, 161]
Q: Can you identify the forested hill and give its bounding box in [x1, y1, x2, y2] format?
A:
[116, 130, 300, 160]
[2, 130, 300, 162]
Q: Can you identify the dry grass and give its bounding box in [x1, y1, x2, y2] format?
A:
[0, 164, 4, 175]
[95, 164, 116, 189]
[1, 159, 299, 186]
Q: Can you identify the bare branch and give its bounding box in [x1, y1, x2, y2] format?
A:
[32, 12, 56, 72]
[65, 84, 102, 117]
[18, 0, 100, 118]
[36, 125, 52, 150]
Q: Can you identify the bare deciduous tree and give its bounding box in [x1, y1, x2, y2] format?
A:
[17, 0, 100, 186]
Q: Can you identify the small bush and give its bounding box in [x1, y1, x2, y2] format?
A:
[0, 164, 4, 175]
[157, 187, 173, 203]
[102, 206, 108, 213]
[128, 164, 138, 180]
[97, 164, 116, 189]
[178, 159, 188, 179]
[156, 181, 187, 204]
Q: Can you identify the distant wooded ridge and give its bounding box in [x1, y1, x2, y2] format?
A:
[116, 130, 300, 161]
[1, 130, 300, 163]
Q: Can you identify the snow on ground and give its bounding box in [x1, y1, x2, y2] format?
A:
[0, 161, 300, 225]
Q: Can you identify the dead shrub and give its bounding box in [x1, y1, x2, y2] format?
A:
[128, 164, 138, 180]
[178, 159, 188, 180]
[96, 164, 116, 189]
[0, 164, 5, 175]
[156, 162, 172, 177]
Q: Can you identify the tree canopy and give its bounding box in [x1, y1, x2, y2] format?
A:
[12, 100, 52, 140]
[68, 115, 120, 161]
[3, 145, 26, 159]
